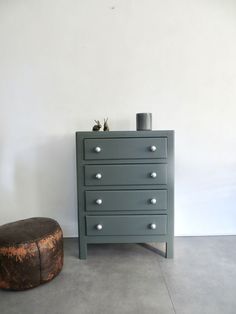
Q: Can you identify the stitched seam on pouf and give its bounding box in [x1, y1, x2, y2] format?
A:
[35, 241, 42, 284]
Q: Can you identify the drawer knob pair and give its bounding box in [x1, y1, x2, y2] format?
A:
[96, 172, 157, 179]
[96, 199, 102, 205]
[96, 198, 156, 205]
[96, 224, 103, 230]
[94, 146, 102, 153]
[150, 223, 157, 230]
[96, 223, 156, 231]
[150, 145, 157, 152]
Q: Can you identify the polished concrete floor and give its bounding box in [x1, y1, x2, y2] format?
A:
[1, 236, 236, 314]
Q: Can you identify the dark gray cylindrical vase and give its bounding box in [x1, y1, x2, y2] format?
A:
[136, 113, 152, 131]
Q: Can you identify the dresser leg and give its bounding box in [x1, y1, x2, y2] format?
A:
[79, 240, 87, 259]
[166, 241, 173, 258]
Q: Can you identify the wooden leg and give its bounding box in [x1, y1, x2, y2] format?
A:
[79, 238, 87, 260]
[166, 241, 173, 258]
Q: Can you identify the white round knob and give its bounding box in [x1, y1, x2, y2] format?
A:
[96, 224, 103, 230]
[150, 172, 157, 178]
[150, 198, 157, 204]
[95, 173, 102, 179]
[150, 145, 157, 152]
[150, 223, 157, 230]
[96, 199, 102, 205]
[94, 146, 101, 153]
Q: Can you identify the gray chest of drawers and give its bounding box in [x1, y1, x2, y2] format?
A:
[76, 131, 174, 259]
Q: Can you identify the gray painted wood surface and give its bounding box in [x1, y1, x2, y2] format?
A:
[85, 190, 168, 211]
[84, 137, 167, 160]
[84, 164, 167, 186]
[86, 215, 167, 236]
[76, 130, 174, 259]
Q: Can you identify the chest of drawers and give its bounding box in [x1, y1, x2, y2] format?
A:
[76, 131, 174, 259]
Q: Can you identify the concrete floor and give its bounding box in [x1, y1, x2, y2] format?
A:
[1, 236, 236, 314]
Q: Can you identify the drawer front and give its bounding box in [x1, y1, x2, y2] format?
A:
[84, 138, 167, 160]
[85, 190, 167, 211]
[84, 164, 167, 186]
[86, 215, 167, 236]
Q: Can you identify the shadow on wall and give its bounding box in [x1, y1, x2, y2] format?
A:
[12, 134, 78, 235]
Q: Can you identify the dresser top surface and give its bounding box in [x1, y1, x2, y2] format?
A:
[76, 130, 174, 138]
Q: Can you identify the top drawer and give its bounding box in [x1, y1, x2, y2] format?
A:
[84, 137, 167, 160]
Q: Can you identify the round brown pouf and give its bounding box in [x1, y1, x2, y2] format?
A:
[0, 217, 63, 290]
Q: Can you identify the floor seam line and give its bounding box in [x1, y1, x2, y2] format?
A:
[158, 259, 177, 314]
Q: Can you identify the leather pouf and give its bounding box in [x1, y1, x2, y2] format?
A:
[0, 217, 63, 290]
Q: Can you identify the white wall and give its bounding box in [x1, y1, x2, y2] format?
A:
[0, 0, 236, 236]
